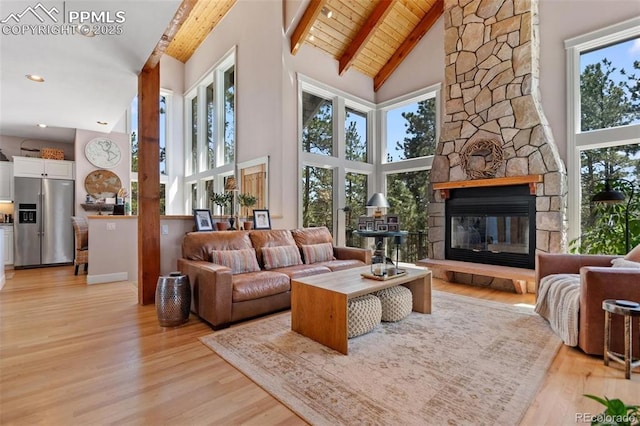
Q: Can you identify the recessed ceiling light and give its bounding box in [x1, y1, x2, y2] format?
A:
[26, 74, 45, 82]
[321, 7, 333, 18]
[97, 121, 108, 125]
[37, 123, 47, 128]
[308, 34, 315, 42]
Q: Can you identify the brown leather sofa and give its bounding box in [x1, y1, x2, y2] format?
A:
[178, 226, 371, 329]
[536, 245, 640, 356]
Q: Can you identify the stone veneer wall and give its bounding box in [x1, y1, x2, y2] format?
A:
[428, 0, 568, 284]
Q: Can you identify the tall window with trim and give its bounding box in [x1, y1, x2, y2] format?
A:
[129, 94, 169, 215]
[299, 78, 374, 242]
[380, 87, 439, 261]
[185, 51, 236, 214]
[566, 20, 640, 254]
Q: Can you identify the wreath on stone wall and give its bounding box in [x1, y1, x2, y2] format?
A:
[460, 139, 504, 179]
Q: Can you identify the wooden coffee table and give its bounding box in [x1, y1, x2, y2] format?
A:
[291, 265, 432, 354]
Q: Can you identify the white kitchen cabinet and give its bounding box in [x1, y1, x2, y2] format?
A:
[0, 162, 13, 201]
[13, 157, 74, 180]
[3, 227, 13, 265]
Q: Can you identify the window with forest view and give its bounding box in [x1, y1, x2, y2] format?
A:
[385, 97, 437, 162]
[302, 165, 334, 233]
[572, 34, 640, 255]
[346, 108, 367, 162]
[185, 52, 236, 213]
[129, 94, 168, 214]
[345, 172, 368, 232]
[302, 92, 333, 156]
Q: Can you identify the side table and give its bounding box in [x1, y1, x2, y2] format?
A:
[602, 299, 640, 379]
[156, 272, 191, 327]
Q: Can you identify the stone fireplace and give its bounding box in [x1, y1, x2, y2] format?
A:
[428, 0, 568, 288]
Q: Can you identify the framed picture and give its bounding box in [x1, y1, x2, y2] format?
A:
[358, 223, 367, 231]
[366, 221, 374, 231]
[193, 209, 214, 232]
[376, 223, 389, 231]
[388, 223, 399, 232]
[374, 219, 385, 229]
[253, 209, 272, 230]
[386, 215, 399, 225]
[359, 215, 372, 224]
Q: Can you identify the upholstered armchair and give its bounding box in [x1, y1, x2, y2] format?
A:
[71, 216, 88, 275]
[535, 244, 640, 356]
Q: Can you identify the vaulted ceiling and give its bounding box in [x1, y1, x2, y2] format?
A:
[165, 0, 444, 91]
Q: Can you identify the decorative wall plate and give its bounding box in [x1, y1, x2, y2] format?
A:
[84, 169, 122, 200]
[85, 137, 122, 169]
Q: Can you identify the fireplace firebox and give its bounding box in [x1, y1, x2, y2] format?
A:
[445, 185, 536, 269]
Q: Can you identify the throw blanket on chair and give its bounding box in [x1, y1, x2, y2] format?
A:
[535, 274, 581, 346]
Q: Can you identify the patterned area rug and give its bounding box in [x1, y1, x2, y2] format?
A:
[200, 291, 561, 425]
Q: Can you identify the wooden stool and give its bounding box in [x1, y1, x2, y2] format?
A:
[602, 299, 640, 379]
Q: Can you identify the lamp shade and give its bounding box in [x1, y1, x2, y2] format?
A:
[592, 180, 625, 204]
[366, 193, 389, 208]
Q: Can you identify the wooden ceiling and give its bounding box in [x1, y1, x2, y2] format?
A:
[164, 0, 443, 91]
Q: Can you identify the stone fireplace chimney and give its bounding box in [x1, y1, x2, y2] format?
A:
[428, 0, 568, 278]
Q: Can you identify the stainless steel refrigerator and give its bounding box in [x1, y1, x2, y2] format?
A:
[14, 177, 74, 268]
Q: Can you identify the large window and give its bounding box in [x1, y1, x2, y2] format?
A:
[129, 93, 169, 215]
[566, 18, 640, 254]
[299, 77, 375, 244]
[185, 50, 236, 214]
[379, 85, 440, 261]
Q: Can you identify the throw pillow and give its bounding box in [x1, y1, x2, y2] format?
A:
[301, 242, 335, 264]
[261, 245, 303, 270]
[611, 258, 640, 269]
[210, 249, 260, 274]
[624, 243, 640, 262]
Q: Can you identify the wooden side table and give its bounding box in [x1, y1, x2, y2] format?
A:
[602, 299, 640, 379]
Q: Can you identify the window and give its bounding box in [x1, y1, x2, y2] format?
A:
[385, 97, 437, 163]
[302, 165, 334, 233]
[345, 108, 367, 162]
[129, 93, 170, 215]
[566, 18, 640, 254]
[185, 49, 236, 214]
[299, 76, 375, 244]
[302, 92, 333, 156]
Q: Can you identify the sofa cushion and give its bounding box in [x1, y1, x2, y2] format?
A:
[611, 258, 640, 268]
[210, 249, 260, 274]
[301, 242, 335, 264]
[317, 259, 366, 271]
[271, 264, 331, 279]
[183, 231, 253, 261]
[624, 243, 640, 262]
[232, 271, 290, 302]
[291, 226, 333, 246]
[249, 229, 298, 267]
[262, 245, 303, 270]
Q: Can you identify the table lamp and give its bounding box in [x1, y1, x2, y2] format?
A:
[225, 177, 239, 230]
[366, 193, 389, 218]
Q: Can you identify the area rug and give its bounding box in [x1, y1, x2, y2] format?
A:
[200, 291, 562, 425]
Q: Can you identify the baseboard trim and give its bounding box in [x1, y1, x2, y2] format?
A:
[87, 272, 128, 285]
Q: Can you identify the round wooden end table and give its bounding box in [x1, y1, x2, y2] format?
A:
[602, 299, 640, 379]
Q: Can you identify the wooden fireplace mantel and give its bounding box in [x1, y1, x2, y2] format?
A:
[433, 175, 543, 199]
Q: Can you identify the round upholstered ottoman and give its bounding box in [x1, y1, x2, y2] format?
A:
[375, 286, 413, 322]
[347, 294, 382, 338]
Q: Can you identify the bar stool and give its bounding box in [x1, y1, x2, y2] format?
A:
[602, 299, 640, 379]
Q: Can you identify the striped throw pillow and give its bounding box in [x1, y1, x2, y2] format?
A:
[301, 242, 335, 264]
[210, 249, 260, 274]
[261, 245, 302, 270]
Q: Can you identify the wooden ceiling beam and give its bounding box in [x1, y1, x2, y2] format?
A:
[338, 0, 394, 76]
[144, 0, 198, 69]
[290, 0, 328, 55]
[373, 0, 443, 91]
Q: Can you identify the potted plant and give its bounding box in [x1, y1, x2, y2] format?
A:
[583, 394, 639, 426]
[210, 192, 233, 230]
[238, 193, 257, 230]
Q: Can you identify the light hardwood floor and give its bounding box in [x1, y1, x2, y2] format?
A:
[1, 266, 637, 425]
